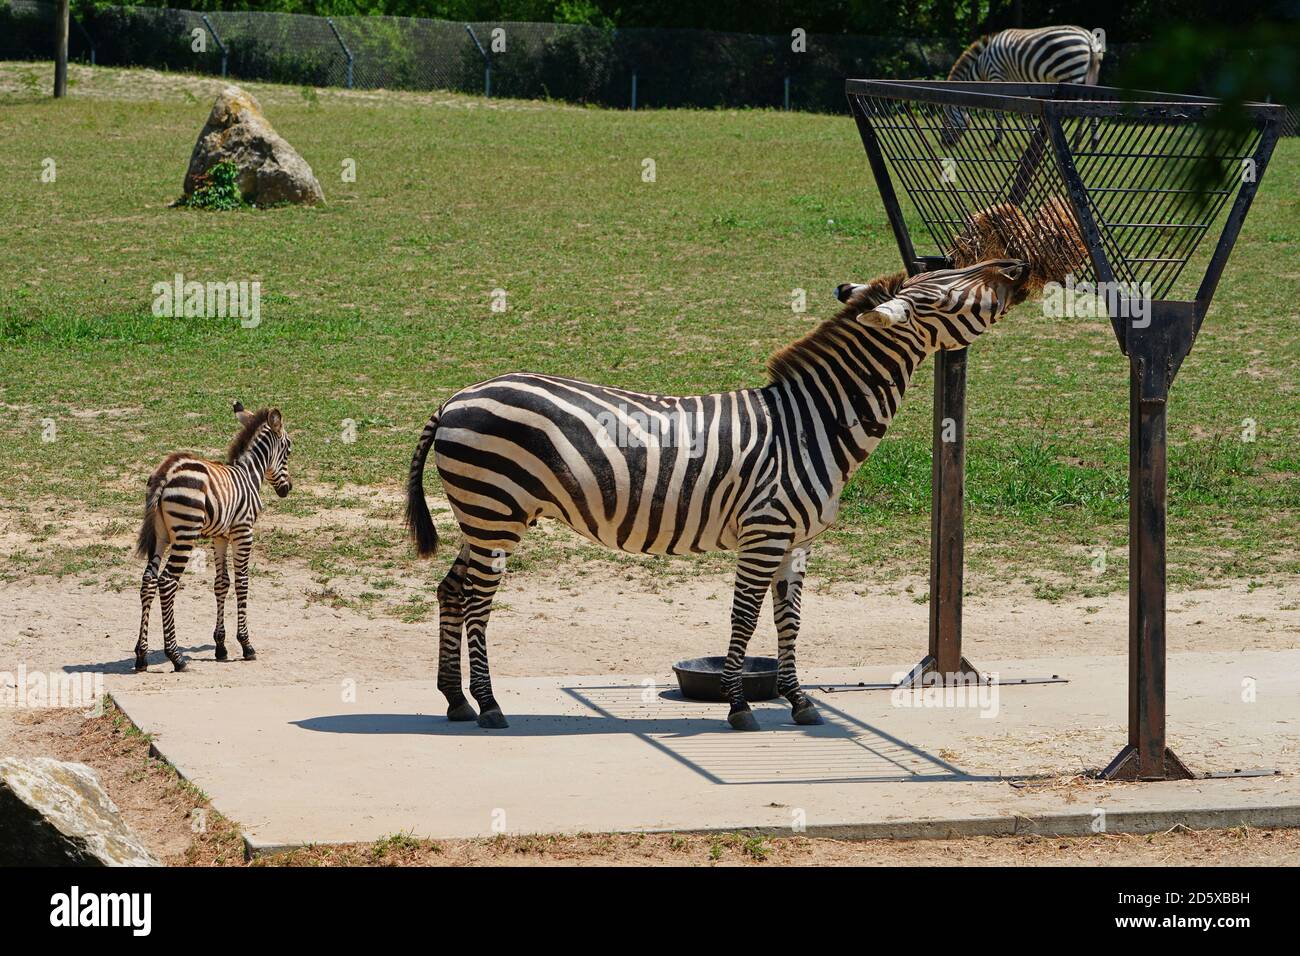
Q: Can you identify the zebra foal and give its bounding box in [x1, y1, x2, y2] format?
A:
[407, 259, 1030, 730]
[133, 402, 293, 672]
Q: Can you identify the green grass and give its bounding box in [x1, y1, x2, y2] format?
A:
[1, 62, 1297, 601]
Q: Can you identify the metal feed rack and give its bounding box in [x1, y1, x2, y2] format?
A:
[846, 80, 1283, 781]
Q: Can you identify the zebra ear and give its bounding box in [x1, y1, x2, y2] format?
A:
[859, 297, 914, 328]
[233, 401, 254, 425]
[268, 408, 283, 433]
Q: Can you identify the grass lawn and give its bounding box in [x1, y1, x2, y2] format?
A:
[1, 61, 1297, 606]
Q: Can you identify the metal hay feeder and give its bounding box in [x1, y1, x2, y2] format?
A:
[846, 79, 1284, 780]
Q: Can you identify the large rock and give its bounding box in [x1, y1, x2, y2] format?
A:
[0, 757, 160, 866]
[183, 85, 324, 206]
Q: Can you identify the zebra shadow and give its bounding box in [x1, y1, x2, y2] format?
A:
[292, 685, 993, 786]
[61, 645, 223, 674]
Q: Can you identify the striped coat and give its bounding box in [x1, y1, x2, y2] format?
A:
[133, 404, 293, 672]
[408, 260, 1030, 731]
[943, 25, 1104, 146]
[949, 26, 1103, 86]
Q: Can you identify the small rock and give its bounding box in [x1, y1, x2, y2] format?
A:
[183, 85, 324, 206]
[0, 757, 160, 866]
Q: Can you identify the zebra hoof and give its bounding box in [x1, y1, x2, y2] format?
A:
[133, 657, 147, 673]
[171, 657, 188, 673]
[447, 702, 478, 722]
[241, 647, 257, 661]
[214, 645, 228, 662]
[477, 709, 509, 729]
[792, 702, 824, 726]
[728, 709, 761, 732]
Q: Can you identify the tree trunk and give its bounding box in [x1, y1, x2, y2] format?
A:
[54, 0, 70, 98]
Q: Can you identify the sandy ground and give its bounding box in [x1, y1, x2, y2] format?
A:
[2, 556, 1296, 706]
[2, 491, 1297, 864]
[3, 556, 1298, 864]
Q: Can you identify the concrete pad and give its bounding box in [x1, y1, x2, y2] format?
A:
[109, 650, 1300, 848]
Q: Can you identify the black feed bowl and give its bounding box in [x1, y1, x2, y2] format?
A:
[672, 656, 780, 702]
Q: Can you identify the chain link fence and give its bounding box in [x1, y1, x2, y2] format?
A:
[2, 0, 1295, 130]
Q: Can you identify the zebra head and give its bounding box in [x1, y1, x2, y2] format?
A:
[837, 259, 1029, 350]
[232, 401, 293, 497]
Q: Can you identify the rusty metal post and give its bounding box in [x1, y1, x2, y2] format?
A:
[927, 348, 975, 677]
[1100, 303, 1196, 781]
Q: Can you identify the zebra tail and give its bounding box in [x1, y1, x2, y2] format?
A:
[134, 472, 167, 559]
[406, 411, 441, 558]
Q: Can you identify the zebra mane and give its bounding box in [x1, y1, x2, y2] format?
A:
[766, 270, 907, 383]
[948, 36, 987, 80]
[227, 408, 275, 463]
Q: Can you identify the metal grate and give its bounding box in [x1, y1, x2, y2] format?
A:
[849, 81, 1276, 304]
[846, 79, 1284, 782]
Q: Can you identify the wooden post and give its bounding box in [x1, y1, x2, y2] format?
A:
[54, 0, 70, 98]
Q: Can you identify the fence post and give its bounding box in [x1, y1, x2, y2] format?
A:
[784, 75, 790, 110]
[631, 72, 637, 110]
[464, 24, 491, 97]
[54, 0, 69, 97]
[326, 17, 354, 89]
[201, 14, 227, 78]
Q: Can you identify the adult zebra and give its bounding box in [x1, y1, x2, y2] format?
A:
[133, 402, 293, 672]
[941, 25, 1104, 146]
[407, 259, 1030, 731]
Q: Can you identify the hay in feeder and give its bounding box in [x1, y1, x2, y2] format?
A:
[1029, 194, 1091, 285]
[947, 196, 1091, 295]
[948, 202, 1033, 269]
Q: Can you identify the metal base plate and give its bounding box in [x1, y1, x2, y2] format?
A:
[1097, 744, 1195, 781]
[815, 659, 1068, 694]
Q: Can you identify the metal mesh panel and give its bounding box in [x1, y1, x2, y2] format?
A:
[2, 0, 95, 62]
[2, 1, 1296, 130]
[1064, 114, 1260, 297]
[204, 12, 347, 88]
[333, 16, 472, 91]
[850, 83, 1270, 302]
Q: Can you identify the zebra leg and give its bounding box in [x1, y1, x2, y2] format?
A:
[463, 542, 514, 729]
[212, 537, 230, 661]
[771, 545, 822, 726]
[723, 536, 790, 731]
[158, 534, 197, 672]
[437, 545, 476, 721]
[231, 526, 257, 660]
[134, 551, 162, 672]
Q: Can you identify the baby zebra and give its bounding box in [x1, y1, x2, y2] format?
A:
[407, 259, 1030, 731]
[134, 402, 293, 672]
